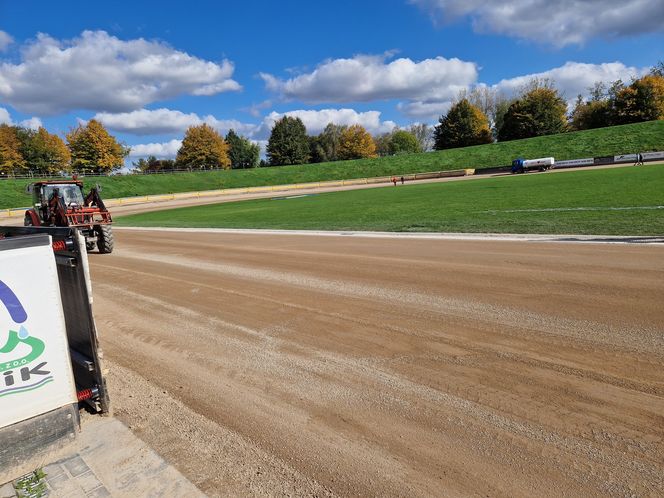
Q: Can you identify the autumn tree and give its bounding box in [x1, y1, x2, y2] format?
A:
[0, 124, 27, 175]
[388, 130, 421, 155]
[67, 119, 128, 173]
[266, 116, 310, 166]
[434, 99, 493, 150]
[612, 74, 664, 124]
[498, 87, 567, 141]
[338, 124, 377, 160]
[176, 124, 230, 170]
[18, 127, 71, 174]
[225, 129, 260, 169]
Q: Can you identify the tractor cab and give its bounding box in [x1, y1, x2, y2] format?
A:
[37, 182, 86, 208]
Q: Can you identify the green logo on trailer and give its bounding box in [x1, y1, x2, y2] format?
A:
[0, 280, 52, 397]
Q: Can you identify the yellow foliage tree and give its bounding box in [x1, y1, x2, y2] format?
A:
[338, 124, 377, 160]
[67, 119, 128, 173]
[634, 75, 664, 119]
[31, 127, 71, 173]
[176, 124, 231, 170]
[0, 124, 27, 175]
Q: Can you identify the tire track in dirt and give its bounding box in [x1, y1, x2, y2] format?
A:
[90, 230, 664, 497]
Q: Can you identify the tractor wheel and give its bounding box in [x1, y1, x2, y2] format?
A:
[86, 241, 96, 251]
[96, 225, 114, 254]
[24, 215, 33, 226]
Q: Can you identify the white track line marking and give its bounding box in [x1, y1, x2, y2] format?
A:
[113, 227, 664, 245]
[485, 206, 664, 213]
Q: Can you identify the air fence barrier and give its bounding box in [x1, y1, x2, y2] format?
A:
[1, 152, 662, 219]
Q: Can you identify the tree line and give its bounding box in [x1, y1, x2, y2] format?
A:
[0, 119, 129, 176]
[1, 62, 661, 175]
[264, 62, 663, 165]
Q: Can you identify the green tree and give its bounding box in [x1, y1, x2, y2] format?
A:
[373, 132, 393, 157]
[266, 116, 310, 166]
[225, 129, 260, 169]
[0, 124, 27, 175]
[18, 127, 71, 174]
[493, 99, 512, 138]
[316, 123, 346, 162]
[338, 124, 377, 160]
[66, 119, 128, 173]
[434, 99, 493, 150]
[498, 87, 567, 141]
[176, 124, 230, 170]
[132, 155, 173, 172]
[408, 123, 433, 151]
[650, 61, 664, 77]
[570, 96, 611, 130]
[308, 134, 327, 163]
[388, 130, 421, 155]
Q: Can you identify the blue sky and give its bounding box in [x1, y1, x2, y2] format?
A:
[0, 0, 662, 161]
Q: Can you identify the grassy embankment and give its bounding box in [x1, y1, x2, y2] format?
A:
[116, 164, 664, 236]
[1, 120, 663, 210]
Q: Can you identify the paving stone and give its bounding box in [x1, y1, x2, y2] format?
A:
[3, 417, 203, 497]
[61, 457, 90, 478]
[42, 464, 64, 480]
[72, 471, 102, 495]
[0, 482, 16, 498]
[84, 486, 110, 498]
[45, 473, 70, 492]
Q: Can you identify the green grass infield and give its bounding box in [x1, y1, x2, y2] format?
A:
[116, 164, 664, 236]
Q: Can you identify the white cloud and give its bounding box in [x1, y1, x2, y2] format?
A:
[0, 31, 13, 52]
[94, 108, 256, 136]
[19, 117, 42, 130]
[492, 61, 649, 100]
[128, 139, 182, 159]
[255, 108, 397, 139]
[261, 53, 477, 104]
[397, 100, 452, 119]
[399, 61, 649, 120]
[0, 30, 241, 115]
[410, 0, 664, 46]
[0, 107, 42, 128]
[103, 107, 397, 144]
[0, 107, 11, 125]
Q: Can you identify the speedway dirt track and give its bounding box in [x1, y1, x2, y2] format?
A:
[89, 229, 664, 497]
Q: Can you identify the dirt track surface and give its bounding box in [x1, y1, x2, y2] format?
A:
[89, 230, 664, 497]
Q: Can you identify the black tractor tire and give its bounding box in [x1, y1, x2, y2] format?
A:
[96, 225, 114, 254]
[86, 241, 96, 251]
[24, 215, 33, 226]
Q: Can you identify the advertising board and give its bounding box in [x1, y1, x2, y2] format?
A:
[0, 237, 77, 429]
[553, 158, 594, 168]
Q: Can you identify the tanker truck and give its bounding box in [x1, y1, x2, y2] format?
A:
[511, 157, 554, 174]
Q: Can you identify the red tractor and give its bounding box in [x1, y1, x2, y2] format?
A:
[24, 180, 114, 253]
